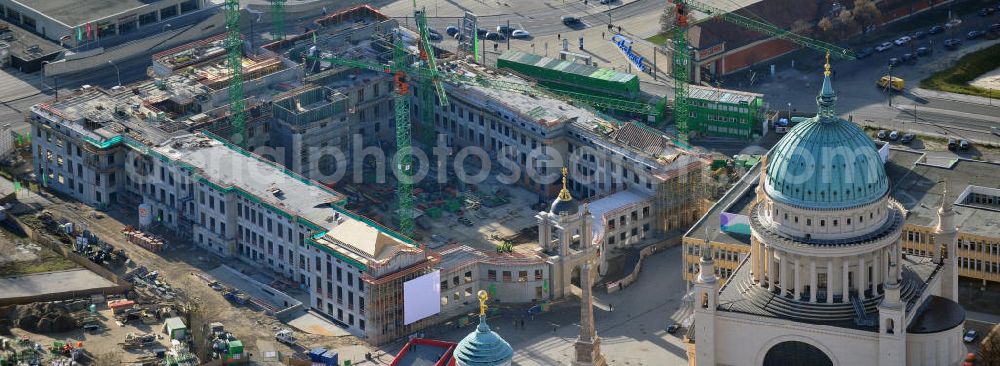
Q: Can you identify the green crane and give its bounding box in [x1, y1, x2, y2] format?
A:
[271, 0, 286, 41]
[413, 8, 449, 146]
[224, 0, 246, 147]
[667, 0, 855, 141]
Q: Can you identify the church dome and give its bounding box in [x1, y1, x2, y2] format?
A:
[764, 60, 888, 209]
[454, 292, 514, 366]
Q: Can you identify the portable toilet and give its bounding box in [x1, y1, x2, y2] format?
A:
[163, 317, 187, 340]
[308, 348, 327, 362]
[320, 350, 339, 366]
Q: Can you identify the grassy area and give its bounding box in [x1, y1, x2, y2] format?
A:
[0, 225, 79, 277]
[645, 33, 669, 45]
[920, 43, 1000, 97]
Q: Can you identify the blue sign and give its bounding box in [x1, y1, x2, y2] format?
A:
[611, 34, 649, 73]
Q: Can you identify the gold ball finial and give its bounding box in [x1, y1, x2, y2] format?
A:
[557, 167, 573, 201]
[823, 51, 831, 77]
[477, 290, 489, 316]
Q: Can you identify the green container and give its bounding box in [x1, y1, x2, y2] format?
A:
[227, 340, 244, 355]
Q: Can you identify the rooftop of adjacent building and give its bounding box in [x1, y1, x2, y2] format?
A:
[497, 50, 637, 84]
[0, 20, 64, 61]
[389, 338, 456, 366]
[436, 244, 546, 272]
[686, 147, 1000, 245]
[12, 0, 177, 28]
[262, 4, 393, 58]
[154, 133, 347, 225]
[586, 188, 651, 241]
[688, 84, 763, 106]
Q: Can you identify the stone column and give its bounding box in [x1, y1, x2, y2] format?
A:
[827, 259, 834, 304]
[750, 239, 759, 282]
[779, 252, 788, 296]
[765, 246, 774, 290]
[794, 256, 803, 300]
[810, 259, 817, 302]
[842, 257, 850, 301]
[859, 256, 867, 298]
[895, 243, 903, 281]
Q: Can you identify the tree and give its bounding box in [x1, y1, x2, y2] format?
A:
[817, 17, 834, 40]
[853, 0, 882, 35]
[660, 2, 678, 36]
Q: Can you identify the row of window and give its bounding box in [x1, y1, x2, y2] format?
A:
[485, 269, 544, 282]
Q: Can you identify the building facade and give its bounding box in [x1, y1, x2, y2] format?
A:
[687, 85, 767, 140]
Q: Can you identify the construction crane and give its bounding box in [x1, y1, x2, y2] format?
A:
[224, 0, 246, 147]
[271, 0, 286, 41]
[413, 7, 449, 146]
[668, 0, 855, 141]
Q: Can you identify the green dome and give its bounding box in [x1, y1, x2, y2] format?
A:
[453, 315, 514, 366]
[764, 67, 888, 209]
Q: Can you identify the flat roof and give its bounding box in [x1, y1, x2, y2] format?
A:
[389, 338, 455, 366]
[155, 133, 347, 227]
[688, 85, 762, 105]
[0, 19, 63, 61]
[15, 0, 158, 27]
[498, 50, 637, 84]
[685, 160, 760, 246]
[587, 189, 651, 242]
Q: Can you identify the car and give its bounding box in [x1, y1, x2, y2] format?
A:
[968, 30, 985, 39]
[600, 0, 614, 4]
[888, 130, 900, 141]
[856, 47, 875, 58]
[446, 26, 459, 37]
[877, 130, 888, 140]
[964, 330, 979, 343]
[959, 139, 970, 150]
[667, 323, 681, 334]
[510, 29, 531, 39]
[900, 133, 916, 144]
[484, 32, 505, 41]
[948, 138, 958, 150]
[916, 46, 932, 56]
[912, 30, 927, 39]
[944, 38, 962, 49]
[991, 23, 1000, 33]
[496, 25, 514, 35]
[875, 42, 894, 52]
[979, 8, 990, 16]
[901, 53, 915, 63]
[476, 28, 488, 36]
[457, 216, 474, 227]
[453, 33, 466, 41]
[561, 16, 581, 25]
[888, 57, 902, 67]
[946, 18, 962, 29]
[427, 30, 443, 41]
[929, 25, 945, 34]
[893, 36, 911, 45]
[83, 324, 102, 332]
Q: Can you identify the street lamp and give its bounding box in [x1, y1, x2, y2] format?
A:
[787, 102, 792, 120]
[107, 60, 121, 88]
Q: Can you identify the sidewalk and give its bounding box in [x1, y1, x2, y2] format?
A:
[912, 87, 1000, 107]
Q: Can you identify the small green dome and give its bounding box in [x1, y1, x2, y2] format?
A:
[453, 315, 514, 366]
[764, 66, 888, 209]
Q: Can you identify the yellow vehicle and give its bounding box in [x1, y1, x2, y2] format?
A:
[878, 76, 904, 91]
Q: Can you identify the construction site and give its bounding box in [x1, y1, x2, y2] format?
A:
[0, 0, 875, 363]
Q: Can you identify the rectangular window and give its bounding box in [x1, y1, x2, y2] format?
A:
[502, 271, 512, 282]
[488, 270, 497, 281]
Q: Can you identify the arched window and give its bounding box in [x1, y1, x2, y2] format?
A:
[763, 341, 832, 366]
[886, 318, 895, 334]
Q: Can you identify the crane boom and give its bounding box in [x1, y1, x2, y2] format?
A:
[224, 0, 246, 147]
[271, 0, 286, 41]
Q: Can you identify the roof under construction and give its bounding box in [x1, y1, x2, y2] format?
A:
[688, 85, 762, 105]
[498, 51, 636, 84]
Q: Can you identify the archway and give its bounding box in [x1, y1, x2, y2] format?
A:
[763, 341, 833, 366]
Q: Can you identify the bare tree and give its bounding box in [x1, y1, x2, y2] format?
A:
[982, 325, 1000, 365]
[661, 2, 678, 36]
[853, 0, 881, 35]
[817, 17, 834, 40]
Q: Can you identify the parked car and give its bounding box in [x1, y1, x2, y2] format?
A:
[946, 18, 962, 28]
[900, 133, 916, 144]
[888, 130, 900, 141]
[877, 130, 888, 140]
[510, 29, 531, 39]
[944, 38, 962, 49]
[893, 35, 912, 45]
[928, 25, 945, 34]
[561, 16, 582, 25]
[948, 138, 958, 150]
[427, 29, 443, 41]
[912, 30, 927, 39]
[888, 57, 902, 67]
[901, 53, 916, 63]
[484, 32, 505, 41]
[446, 26, 459, 37]
[991, 23, 1000, 33]
[964, 330, 979, 343]
[959, 139, 971, 150]
[875, 42, 894, 52]
[667, 323, 681, 334]
[496, 25, 514, 35]
[476, 28, 488, 36]
[967, 30, 985, 39]
[856, 47, 875, 58]
[916, 46, 932, 56]
[599, 0, 614, 4]
[979, 8, 994, 16]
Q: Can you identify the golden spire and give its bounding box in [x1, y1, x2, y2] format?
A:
[823, 51, 831, 77]
[477, 290, 489, 316]
[557, 167, 573, 201]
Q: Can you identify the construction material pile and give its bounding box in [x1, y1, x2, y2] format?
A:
[1, 300, 90, 333]
[121, 226, 166, 252]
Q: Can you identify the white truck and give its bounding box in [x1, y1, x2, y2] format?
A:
[275, 329, 297, 346]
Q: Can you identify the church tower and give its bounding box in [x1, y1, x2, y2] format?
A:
[936, 183, 959, 302]
[692, 244, 717, 366]
[537, 168, 588, 299]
